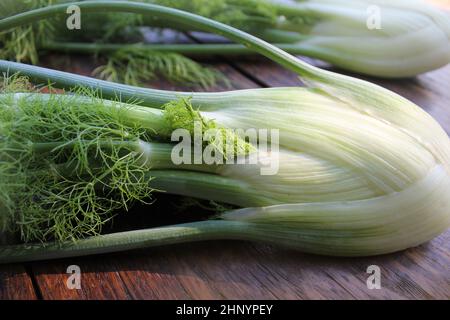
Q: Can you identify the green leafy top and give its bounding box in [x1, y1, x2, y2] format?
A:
[93, 48, 227, 89]
[0, 0, 55, 64]
[147, 0, 278, 30]
[163, 98, 255, 160]
[0, 77, 154, 242]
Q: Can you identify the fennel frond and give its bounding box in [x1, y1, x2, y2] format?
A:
[93, 48, 227, 89]
[0, 81, 155, 242]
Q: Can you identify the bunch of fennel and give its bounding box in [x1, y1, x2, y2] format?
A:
[1, 0, 449, 86]
[0, 1, 449, 263]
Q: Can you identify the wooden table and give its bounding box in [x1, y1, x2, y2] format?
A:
[0, 28, 449, 300]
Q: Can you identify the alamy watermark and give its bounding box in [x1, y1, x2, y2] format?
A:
[366, 5, 382, 30]
[66, 5, 81, 30]
[64, 4, 382, 31]
[66, 265, 81, 290]
[366, 265, 381, 290]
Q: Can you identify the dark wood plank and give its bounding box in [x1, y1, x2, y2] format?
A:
[0, 265, 37, 300]
[30, 257, 131, 300]
[114, 242, 356, 300]
[233, 57, 450, 133]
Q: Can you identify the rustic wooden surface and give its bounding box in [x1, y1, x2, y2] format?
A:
[1, 21, 450, 300]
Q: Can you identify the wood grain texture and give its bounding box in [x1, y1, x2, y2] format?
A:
[0, 265, 37, 300]
[30, 258, 131, 300]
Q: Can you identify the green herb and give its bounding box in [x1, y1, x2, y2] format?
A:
[92, 48, 226, 88]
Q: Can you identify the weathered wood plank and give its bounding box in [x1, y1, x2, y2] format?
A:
[0, 265, 37, 300]
[114, 242, 356, 300]
[30, 257, 132, 300]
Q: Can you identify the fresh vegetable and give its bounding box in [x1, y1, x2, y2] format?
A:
[1, 0, 449, 85]
[0, 1, 449, 263]
[140, 0, 450, 77]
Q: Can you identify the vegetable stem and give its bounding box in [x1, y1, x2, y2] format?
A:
[0, 0, 331, 105]
[0, 220, 249, 264]
[42, 41, 311, 57]
[149, 170, 270, 207]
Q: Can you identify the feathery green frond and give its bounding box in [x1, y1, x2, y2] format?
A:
[92, 48, 226, 89]
[163, 98, 255, 160]
[0, 74, 35, 93]
[0, 84, 155, 242]
[145, 0, 278, 30]
[0, 0, 54, 63]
